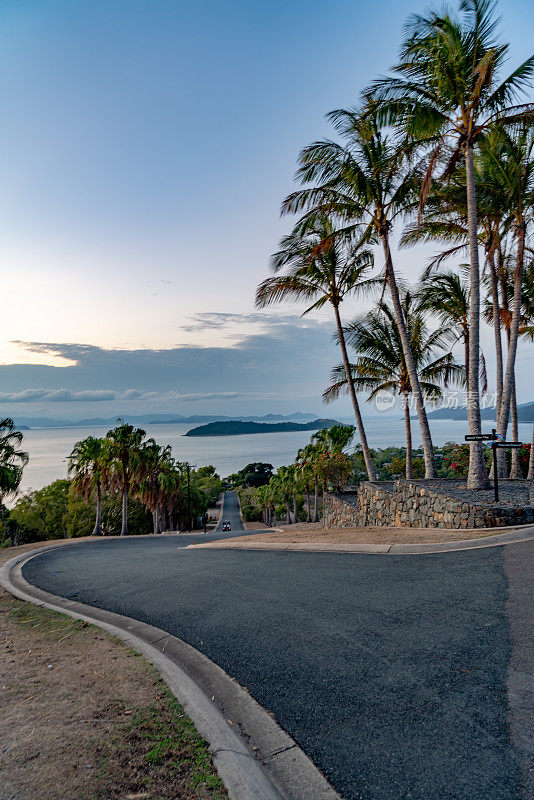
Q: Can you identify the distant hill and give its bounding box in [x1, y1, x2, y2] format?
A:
[184, 419, 341, 437]
[426, 402, 534, 422]
[11, 412, 319, 429]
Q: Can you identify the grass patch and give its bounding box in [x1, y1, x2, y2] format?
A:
[99, 680, 227, 798]
[6, 595, 95, 638]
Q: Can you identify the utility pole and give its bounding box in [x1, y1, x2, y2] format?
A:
[186, 463, 191, 532]
[185, 463, 197, 531]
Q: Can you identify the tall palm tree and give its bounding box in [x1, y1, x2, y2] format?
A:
[282, 108, 439, 478]
[482, 126, 534, 459]
[401, 151, 506, 422]
[106, 423, 147, 536]
[256, 213, 377, 480]
[417, 269, 487, 395]
[0, 418, 28, 504]
[371, 0, 534, 487]
[324, 296, 463, 478]
[68, 436, 109, 536]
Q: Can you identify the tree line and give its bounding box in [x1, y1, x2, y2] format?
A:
[256, 0, 534, 490]
[0, 420, 223, 545]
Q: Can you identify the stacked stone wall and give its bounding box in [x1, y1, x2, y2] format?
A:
[323, 480, 534, 529]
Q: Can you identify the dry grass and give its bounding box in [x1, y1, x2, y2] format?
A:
[228, 521, 502, 545]
[0, 540, 227, 800]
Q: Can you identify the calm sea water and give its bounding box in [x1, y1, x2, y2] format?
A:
[15, 418, 534, 494]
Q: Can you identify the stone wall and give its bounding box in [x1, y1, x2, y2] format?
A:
[323, 480, 534, 529]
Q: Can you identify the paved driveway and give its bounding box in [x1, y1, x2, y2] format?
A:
[23, 536, 533, 800]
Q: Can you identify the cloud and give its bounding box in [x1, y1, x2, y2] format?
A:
[0, 387, 273, 404]
[0, 315, 339, 415]
[0, 389, 118, 403]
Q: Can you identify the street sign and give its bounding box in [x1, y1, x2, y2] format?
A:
[465, 433, 497, 441]
[495, 442, 523, 448]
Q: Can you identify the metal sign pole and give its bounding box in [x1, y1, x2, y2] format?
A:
[491, 428, 498, 503]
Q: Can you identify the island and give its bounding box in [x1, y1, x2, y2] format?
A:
[425, 401, 534, 422]
[184, 418, 341, 437]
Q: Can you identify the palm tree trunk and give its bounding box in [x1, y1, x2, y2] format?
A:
[488, 250, 503, 417]
[498, 221, 526, 472]
[121, 488, 128, 535]
[154, 504, 160, 534]
[527, 425, 534, 480]
[314, 476, 319, 522]
[332, 303, 376, 481]
[293, 491, 298, 523]
[380, 232, 437, 479]
[403, 394, 413, 480]
[464, 336, 470, 397]
[286, 497, 291, 525]
[93, 480, 102, 536]
[464, 145, 489, 489]
[306, 487, 311, 523]
[495, 253, 511, 477]
[509, 381, 523, 479]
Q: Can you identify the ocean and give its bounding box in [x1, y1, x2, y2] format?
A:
[15, 418, 534, 494]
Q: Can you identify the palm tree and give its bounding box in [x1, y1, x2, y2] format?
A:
[324, 296, 463, 478]
[282, 108, 438, 478]
[371, 0, 534, 487]
[482, 126, 534, 461]
[401, 151, 506, 422]
[256, 213, 377, 480]
[271, 466, 294, 524]
[161, 463, 184, 532]
[68, 436, 109, 536]
[137, 442, 174, 534]
[296, 444, 319, 522]
[106, 423, 147, 535]
[0, 418, 28, 504]
[417, 269, 487, 395]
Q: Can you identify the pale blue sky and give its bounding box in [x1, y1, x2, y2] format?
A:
[0, 0, 532, 418]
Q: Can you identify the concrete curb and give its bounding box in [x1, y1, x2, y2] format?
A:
[0, 544, 340, 800]
[186, 526, 534, 555]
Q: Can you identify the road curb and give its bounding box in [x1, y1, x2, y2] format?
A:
[186, 526, 534, 555]
[0, 543, 340, 800]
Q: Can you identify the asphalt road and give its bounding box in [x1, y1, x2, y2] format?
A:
[215, 490, 245, 532]
[22, 531, 533, 800]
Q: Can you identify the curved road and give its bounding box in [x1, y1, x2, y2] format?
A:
[21, 513, 533, 800]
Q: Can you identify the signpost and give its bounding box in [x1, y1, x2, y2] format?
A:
[465, 429, 523, 502]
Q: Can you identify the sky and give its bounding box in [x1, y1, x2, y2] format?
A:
[0, 0, 532, 421]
